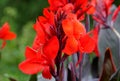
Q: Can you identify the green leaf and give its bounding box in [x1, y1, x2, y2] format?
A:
[99, 48, 116, 81]
[29, 74, 37, 81]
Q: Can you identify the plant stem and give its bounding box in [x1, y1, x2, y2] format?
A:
[77, 52, 83, 81]
[85, 14, 90, 32]
[72, 54, 78, 78]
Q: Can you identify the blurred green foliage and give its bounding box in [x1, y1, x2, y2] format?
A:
[0, 0, 48, 81]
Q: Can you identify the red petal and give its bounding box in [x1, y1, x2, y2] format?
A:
[0, 22, 16, 40]
[48, 0, 64, 11]
[94, 45, 100, 57]
[19, 57, 43, 74]
[73, 20, 86, 39]
[2, 32, 16, 40]
[0, 22, 10, 33]
[89, 27, 100, 56]
[43, 8, 55, 25]
[79, 34, 95, 53]
[63, 36, 78, 55]
[62, 19, 74, 36]
[38, 16, 47, 23]
[42, 66, 52, 79]
[87, 6, 95, 14]
[43, 36, 59, 59]
[76, 53, 83, 66]
[33, 20, 46, 43]
[25, 46, 37, 59]
[112, 6, 120, 22]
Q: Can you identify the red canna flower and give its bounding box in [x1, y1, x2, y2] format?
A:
[62, 13, 96, 55]
[19, 16, 59, 79]
[48, 0, 96, 20]
[19, 36, 59, 79]
[0, 22, 16, 49]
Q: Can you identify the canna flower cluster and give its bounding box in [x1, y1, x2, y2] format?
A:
[19, 0, 120, 80]
[0, 22, 16, 49]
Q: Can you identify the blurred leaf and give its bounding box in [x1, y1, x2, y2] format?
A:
[99, 48, 116, 81]
[3, 7, 18, 18]
[110, 67, 120, 81]
[29, 74, 37, 81]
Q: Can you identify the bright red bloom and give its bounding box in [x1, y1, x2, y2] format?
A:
[19, 36, 59, 79]
[19, 17, 59, 79]
[48, 0, 96, 16]
[62, 13, 96, 55]
[0, 22, 16, 49]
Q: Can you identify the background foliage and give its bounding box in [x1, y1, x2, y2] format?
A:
[0, 0, 120, 81]
[0, 0, 48, 81]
